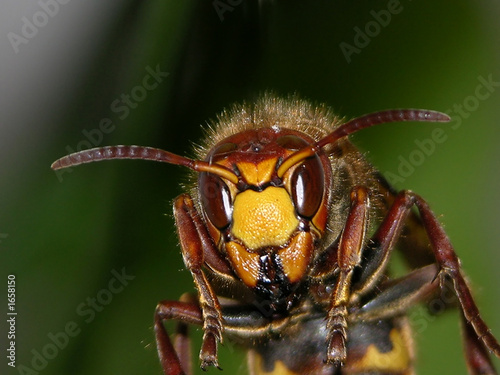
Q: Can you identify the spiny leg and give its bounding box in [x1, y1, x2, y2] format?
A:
[173, 194, 227, 370]
[326, 186, 370, 365]
[461, 310, 497, 375]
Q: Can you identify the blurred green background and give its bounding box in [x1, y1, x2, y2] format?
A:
[1, 1, 499, 374]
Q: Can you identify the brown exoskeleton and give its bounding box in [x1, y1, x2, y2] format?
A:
[52, 95, 500, 374]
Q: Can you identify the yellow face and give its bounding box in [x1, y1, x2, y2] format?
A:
[223, 159, 312, 290]
[232, 186, 299, 250]
[230, 158, 299, 249]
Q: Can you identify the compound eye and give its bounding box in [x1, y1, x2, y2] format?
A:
[199, 172, 233, 230]
[291, 156, 324, 219]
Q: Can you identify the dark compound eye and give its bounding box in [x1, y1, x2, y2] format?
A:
[199, 172, 233, 230]
[291, 156, 325, 219]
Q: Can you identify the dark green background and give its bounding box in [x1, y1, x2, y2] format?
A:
[1, 1, 499, 374]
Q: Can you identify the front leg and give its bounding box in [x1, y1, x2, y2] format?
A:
[326, 186, 370, 365]
[156, 193, 228, 374]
